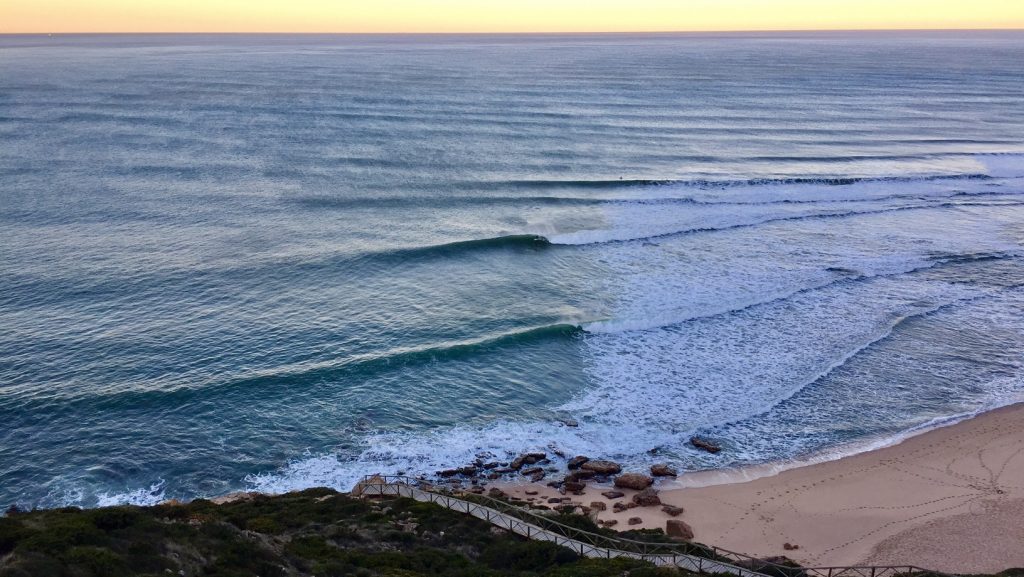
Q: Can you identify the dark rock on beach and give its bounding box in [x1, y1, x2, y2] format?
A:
[632, 487, 661, 507]
[661, 504, 684, 517]
[581, 460, 622, 475]
[601, 490, 625, 500]
[510, 452, 547, 469]
[567, 455, 590, 469]
[650, 463, 678, 477]
[666, 519, 695, 541]
[614, 473, 654, 490]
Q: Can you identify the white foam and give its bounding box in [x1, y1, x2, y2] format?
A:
[95, 479, 167, 507]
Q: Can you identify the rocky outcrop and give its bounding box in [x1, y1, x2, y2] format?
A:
[631, 487, 661, 506]
[510, 452, 547, 469]
[666, 519, 694, 541]
[601, 490, 625, 500]
[650, 463, 678, 477]
[567, 455, 589, 470]
[661, 504, 684, 516]
[690, 437, 721, 454]
[581, 460, 622, 475]
[589, 501, 607, 511]
[613, 473, 653, 490]
[563, 480, 586, 494]
[627, 517, 643, 525]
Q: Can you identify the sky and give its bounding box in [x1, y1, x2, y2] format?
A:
[2, 0, 1023, 34]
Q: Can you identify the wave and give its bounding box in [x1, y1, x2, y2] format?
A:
[366, 234, 553, 262]
[703, 293, 999, 431]
[4, 323, 583, 411]
[552, 199, 1024, 246]
[583, 250, 1020, 334]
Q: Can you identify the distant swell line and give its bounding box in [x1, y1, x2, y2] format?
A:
[455, 172, 994, 192]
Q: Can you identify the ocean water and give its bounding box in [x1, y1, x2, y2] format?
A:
[2, 32, 1024, 508]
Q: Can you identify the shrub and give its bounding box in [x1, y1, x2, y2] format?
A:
[89, 506, 142, 531]
[15, 515, 106, 554]
[0, 518, 29, 555]
[64, 546, 129, 577]
[480, 539, 579, 572]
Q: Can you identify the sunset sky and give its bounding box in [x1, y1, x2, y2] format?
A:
[3, 0, 1023, 34]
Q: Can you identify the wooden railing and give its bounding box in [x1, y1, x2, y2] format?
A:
[356, 475, 957, 577]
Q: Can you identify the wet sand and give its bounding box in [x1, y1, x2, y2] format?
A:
[501, 403, 1024, 574]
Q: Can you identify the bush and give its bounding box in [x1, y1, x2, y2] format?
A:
[480, 539, 579, 572]
[15, 515, 106, 554]
[0, 518, 29, 555]
[64, 546, 129, 577]
[89, 506, 142, 531]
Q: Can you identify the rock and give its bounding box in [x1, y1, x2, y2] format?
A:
[468, 486, 484, 494]
[632, 487, 661, 507]
[601, 490, 625, 500]
[690, 437, 721, 454]
[666, 519, 694, 541]
[581, 460, 622, 474]
[529, 471, 545, 482]
[614, 473, 654, 490]
[628, 517, 643, 526]
[482, 462, 500, 469]
[525, 490, 539, 496]
[612, 502, 629, 513]
[783, 543, 800, 551]
[661, 504, 684, 517]
[566, 469, 596, 481]
[210, 492, 257, 505]
[548, 497, 563, 504]
[625, 502, 638, 509]
[438, 466, 478, 478]
[589, 501, 607, 511]
[510, 452, 547, 469]
[650, 463, 678, 477]
[486, 473, 500, 480]
[487, 488, 507, 499]
[564, 481, 586, 493]
[567, 455, 590, 470]
[521, 466, 544, 476]
[603, 519, 618, 527]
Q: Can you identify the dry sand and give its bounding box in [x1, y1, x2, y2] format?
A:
[501, 403, 1024, 574]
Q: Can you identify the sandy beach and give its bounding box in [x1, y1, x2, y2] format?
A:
[501, 403, 1024, 574]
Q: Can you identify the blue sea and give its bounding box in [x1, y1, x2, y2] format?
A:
[2, 32, 1024, 508]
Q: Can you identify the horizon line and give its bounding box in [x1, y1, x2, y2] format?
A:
[4, 27, 1024, 35]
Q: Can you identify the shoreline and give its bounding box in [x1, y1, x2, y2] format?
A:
[499, 402, 1024, 574]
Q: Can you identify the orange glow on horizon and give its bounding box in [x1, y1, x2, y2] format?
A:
[2, 0, 1023, 34]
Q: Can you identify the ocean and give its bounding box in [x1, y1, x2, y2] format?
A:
[1, 31, 1023, 509]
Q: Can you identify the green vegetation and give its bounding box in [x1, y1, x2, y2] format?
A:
[0, 489, 691, 577]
